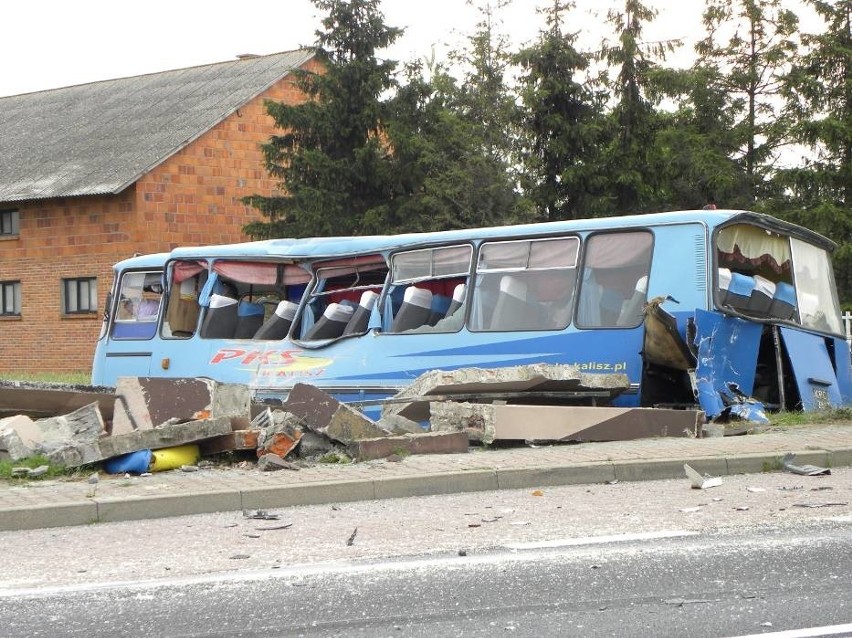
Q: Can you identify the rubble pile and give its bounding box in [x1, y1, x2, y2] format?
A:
[0, 364, 705, 476]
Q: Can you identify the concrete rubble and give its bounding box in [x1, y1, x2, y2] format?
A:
[2, 363, 717, 474]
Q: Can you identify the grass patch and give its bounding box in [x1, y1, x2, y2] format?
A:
[0, 371, 92, 385]
[0, 455, 66, 480]
[769, 407, 852, 428]
[317, 452, 352, 464]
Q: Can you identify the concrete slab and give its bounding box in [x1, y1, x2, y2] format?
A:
[285, 383, 389, 443]
[349, 431, 469, 461]
[431, 403, 702, 445]
[49, 417, 235, 468]
[0, 380, 114, 421]
[112, 377, 250, 434]
[384, 363, 629, 421]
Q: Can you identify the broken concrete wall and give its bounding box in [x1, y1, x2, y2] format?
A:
[431, 402, 703, 445]
[112, 377, 250, 434]
[383, 364, 629, 422]
[0, 402, 105, 462]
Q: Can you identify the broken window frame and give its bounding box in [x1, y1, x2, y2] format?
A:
[293, 254, 390, 342]
[469, 236, 580, 332]
[790, 238, 843, 335]
[713, 222, 843, 337]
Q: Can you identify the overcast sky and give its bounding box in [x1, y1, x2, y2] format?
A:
[2, 0, 818, 98]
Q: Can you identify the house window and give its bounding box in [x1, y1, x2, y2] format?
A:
[62, 277, 98, 314]
[0, 210, 20, 236]
[0, 281, 21, 316]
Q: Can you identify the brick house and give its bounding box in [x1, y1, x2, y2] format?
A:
[0, 49, 317, 375]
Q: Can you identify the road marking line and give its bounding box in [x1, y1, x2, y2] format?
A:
[723, 623, 852, 638]
[503, 529, 699, 551]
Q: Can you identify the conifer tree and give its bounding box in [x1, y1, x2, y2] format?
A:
[514, 0, 606, 221]
[243, 0, 402, 239]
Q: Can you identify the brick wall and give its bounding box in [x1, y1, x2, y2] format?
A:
[0, 59, 316, 376]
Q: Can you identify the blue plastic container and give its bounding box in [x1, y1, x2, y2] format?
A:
[104, 449, 152, 474]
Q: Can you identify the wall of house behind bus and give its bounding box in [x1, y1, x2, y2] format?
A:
[0, 60, 320, 374]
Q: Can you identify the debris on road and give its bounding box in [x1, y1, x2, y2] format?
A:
[791, 502, 848, 508]
[684, 464, 723, 489]
[782, 453, 831, 476]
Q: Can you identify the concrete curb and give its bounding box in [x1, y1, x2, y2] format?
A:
[2, 446, 850, 532]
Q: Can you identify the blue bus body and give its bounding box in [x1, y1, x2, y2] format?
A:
[92, 210, 852, 419]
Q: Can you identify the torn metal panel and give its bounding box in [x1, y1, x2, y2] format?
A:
[832, 336, 852, 406]
[778, 328, 843, 411]
[693, 309, 762, 420]
[642, 300, 696, 371]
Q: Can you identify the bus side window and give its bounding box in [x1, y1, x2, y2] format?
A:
[471, 237, 579, 332]
[576, 231, 653, 329]
[111, 271, 163, 340]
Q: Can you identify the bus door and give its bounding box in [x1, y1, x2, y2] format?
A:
[101, 269, 165, 382]
[573, 230, 657, 405]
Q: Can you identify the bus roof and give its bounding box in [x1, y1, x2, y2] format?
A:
[116, 209, 835, 269]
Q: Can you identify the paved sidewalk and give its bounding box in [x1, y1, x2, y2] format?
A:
[2, 423, 851, 532]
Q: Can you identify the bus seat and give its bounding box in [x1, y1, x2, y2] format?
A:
[303, 303, 354, 340]
[253, 300, 298, 340]
[200, 294, 239, 339]
[616, 275, 648, 327]
[234, 300, 265, 339]
[768, 282, 796, 320]
[746, 275, 776, 315]
[426, 294, 452, 326]
[391, 286, 433, 332]
[445, 283, 466, 318]
[344, 290, 379, 335]
[490, 275, 534, 330]
[720, 270, 755, 309]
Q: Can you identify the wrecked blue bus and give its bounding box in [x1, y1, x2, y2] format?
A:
[91, 209, 852, 420]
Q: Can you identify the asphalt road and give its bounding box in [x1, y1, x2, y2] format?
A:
[2, 522, 852, 637]
[2, 470, 851, 637]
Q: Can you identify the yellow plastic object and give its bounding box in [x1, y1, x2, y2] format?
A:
[149, 444, 200, 472]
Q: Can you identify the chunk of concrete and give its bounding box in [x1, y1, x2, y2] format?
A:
[111, 377, 250, 434]
[0, 414, 43, 448]
[47, 416, 234, 468]
[383, 364, 629, 421]
[376, 413, 425, 435]
[284, 383, 389, 444]
[1, 414, 45, 460]
[35, 402, 106, 456]
[348, 431, 469, 461]
[257, 453, 299, 471]
[430, 403, 703, 445]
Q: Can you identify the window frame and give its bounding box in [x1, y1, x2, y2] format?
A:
[469, 235, 581, 333]
[0, 209, 20, 237]
[62, 277, 98, 315]
[574, 230, 655, 329]
[0, 280, 21, 316]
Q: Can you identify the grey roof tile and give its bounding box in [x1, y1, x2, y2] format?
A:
[0, 49, 314, 203]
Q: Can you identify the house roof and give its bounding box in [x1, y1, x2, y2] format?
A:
[0, 49, 314, 203]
